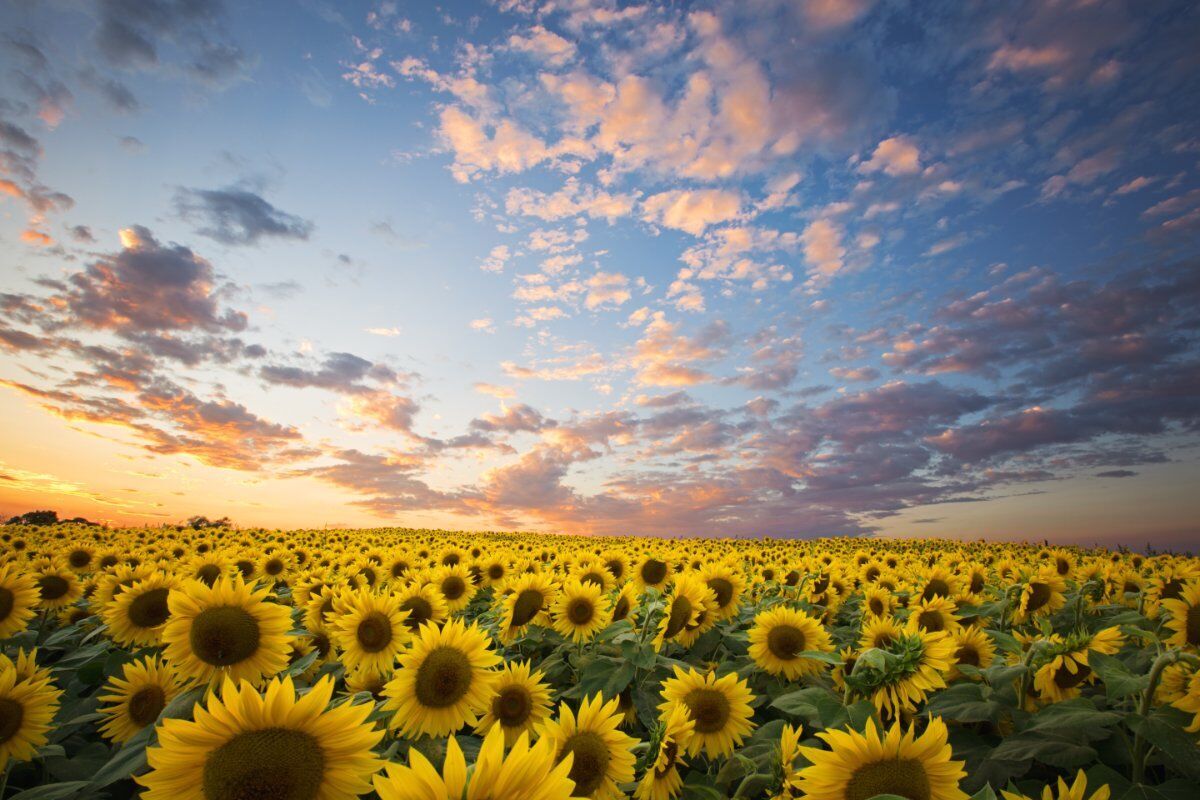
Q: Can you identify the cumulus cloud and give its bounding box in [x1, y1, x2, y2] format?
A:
[174, 186, 313, 246]
[641, 189, 744, 236]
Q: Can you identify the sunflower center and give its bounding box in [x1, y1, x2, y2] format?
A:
[869, 598, 885, 615]
[917, 610, 945, 632]
[707, 578, 733, 608]
[441, 576, 466, 601]
[128, 588, 172, 629]
[560, 731, 611, 797]
[580, 571, 605, 587]
[189, 606, 262, 666]
[0, 698, 24, 745]
[606, 560, 624, 580]
[310, 632, 331, 658]
[955, 645, 980, 667]
[264, 559, 284, 576]
[197, 564, 222, 586]
[1123, 581, 1139, 595]
[641, 560, 667, 586]
[202, 728, 325, 800]
[68, 549, 92, 569]
[613, 595, 630, 621]
[414, 646, 473, 708]
[400, 596, 433, 631]
[845, 758, 931, 800]
[970, 574, 985, 594]
[922, 579, 950, 600]
[1025, 582, 1052, 612]
[356, 612, 393, 653]
[493, 685, 532, 726]
[0, 587, 14, 621]
[767, 624, 806, 660]
[1161, 579, 1184, 601]
[1056, 557, 1070, 575]
[684, 688, 731, 734]
[235, 560, 254, 578]
[1185, 605, 1200, 646]
[655, 739, 680, 778]
[664, 596, 693, 639]
[37, 574, 69, 601]
[487, 564, 504, 580]
[1053, 663, 1092, 690]
[127, 685, 166, 727]
[510, 589, 545, 627]
[567, 598, 595, 625]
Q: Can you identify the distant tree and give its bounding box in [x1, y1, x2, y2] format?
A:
[5, 510, 60, 526]
[186, 515, 232, 530]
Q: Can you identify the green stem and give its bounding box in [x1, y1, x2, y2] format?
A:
[1131, 649, 1195, 783]
[1016, 640, 1048, 708]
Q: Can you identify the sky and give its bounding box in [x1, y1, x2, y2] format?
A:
[0, 0, 1198, 548]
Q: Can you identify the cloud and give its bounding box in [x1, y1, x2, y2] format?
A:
[859, 135, 921, 176]
[365, 327, 402, 337]
[630, 313, 727, 386]
[506, 25, 576, 67]
[800, 218, 845, 275]
[480, 245, 511, 273]
[641, 189, 744, 236]
[584, 271, 631, 310]
[470, 317, 497, 333]
[505, 179, 636, 222]
[174, 186, 313, 246]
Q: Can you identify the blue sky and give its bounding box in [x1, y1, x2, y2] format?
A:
[1, 0, 1198, 546]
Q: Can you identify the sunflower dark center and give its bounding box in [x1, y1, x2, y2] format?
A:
[1026, 582, 1053, 613]
[606, 560, 624, 580]
[360, 567, 376, 586]
[356, 612, 392, 653]
[1056, 558, 1070, 575]
[865, 566, 881, 582]
[684, 688, 731, 734]
[664, 596, 693, 639]
[264, 559, 284, 576]
[189, 606, 262, 666]
[128, 588, 172, 629]
[567, 598, 595, 625]
[784, 571, 801, 586]
[0, 698, 24, 745]
[487, 564, 505, 580]
[510, 590, 545, 627]
[197, 564, 222, 586]
[613, 596, 630, 621]
[812, 575, 830, 594]
[580, 571, 605, 588]
[1054, 663, 1092, 690]
[922, 579, 950, 600]
[767, 624, 806, 660]
[955, 646, 980, 667]
[100, 554, 119, 568]
[493, 685, 532, 726]
[441, 576, 466, 601]
[68, 549, 92, 569]
[869, 598, 885, 615]
[414, 646, 473, 708]
[1123, 581, 1139, 595]
[1185, 605, 1200, 646]
[560, 731, 611, 797]
[846, 758, 931, 800]
[128, 685, 166, 727]
[0, 587, 14, 621]
[917, 610, 944, 632]
[707, 578, 733, 608]
[37, 574, 69, 601]
[1161, 579, 1184, 601]
[969, 574, 985, 594]
[310, 632, 331, 658]
[640, 560, 667, 586]
[202, 728, 324, 800]
[401, 597, 433, 631]
[235, 560, 254, 578]
[392, 562, 409, 579]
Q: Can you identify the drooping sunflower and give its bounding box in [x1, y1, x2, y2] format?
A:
[1014, 567, 1068, 623]
[948, 625, 997, 680]
[552, 579, 613, 643]
[857, 630, 956, 719]
[137, 675, 383, 800]
[0, 564, 39, 638]
[330, 589, 411, 676]
[795, 717, 968, 800]
[474, 659, 553, 746]
[102, 572, 179, 647]
[161, 575, 292, 686]
[654, 573, 711, 650]
[383, 617, 500, 738]
[1000, 769, 1112, 800]
[499, 572, 558, 643]
[97, 654, 183, 743]
[748, 605, 834, 679]
[0, 663, 60, 770]
[658, 665, 755, 758]
[539, 693, 638, 800]
[374, 724, 578, 800]
[1031, 627, 1124, 703]
[635, 700, 695, 800]
[1160, 578, 1200, 650]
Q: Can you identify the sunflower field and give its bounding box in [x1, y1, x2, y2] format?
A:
[0, 524, 1198, 800]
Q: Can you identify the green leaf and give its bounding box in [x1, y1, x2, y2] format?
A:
[8, 782, 91, 800]
[924, 682, 1001, 723]
[970, 787, 1000, 800]
[990, 733, 1097, 768]
[1088, 651, 1150, 700]
[1021, 698, 1119, 739]
[734, 773, 774, 798]
[1126, 713, 1200, 781]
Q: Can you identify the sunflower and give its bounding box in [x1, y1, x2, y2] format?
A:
[856, 630, 956, 719]
[906, 595, 962, 635]
[774, 723, 805, 800]
[186, 553, 230, 587]
[795, 717, 967, 800]
[949, 625, 997, 680]
[34, 562, 82, 610]
[1155, 661, 1196, 704]
[0, 663, 60, 770]
[137, 675, 382, 800]
[64, 544, 96, 573]
[0, 564, 39, 638]
[634, 556, 672, 593]
[103, 572, 179, 647]
[654, 574, 710, 650]
[1032, 627, 1125, 703]
[257, 550, 292, 585]
[161, 576, 292, 686]
[1014, 567, 1068, 623]
[748, 606, 834, 679]
[435, 563, 476, 613]
[499, 572, 557, 643]
[916, 566, 962, 602]
[860, 615, 904, 650]
[700, 561, 745, 621]
[475, 659, 553, 746]
[658, 665, 755, 758]
[552, 579, 613, 643]
[330, 589, 411, 676]
[1174, 670, 1200, 732]
[1001, 769, 1111, 800]
[1160, 578, 1200, 650]
[862, 586, 894, 618]
[611, 582, 639, 625]
[575, 561, 613, 592]
[97, 654, 183, 743]
[374, 724, 578, 800]
[635, 700, 695, 800]
[383, 617, 500, 738]
[539, 693, 638, 800]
